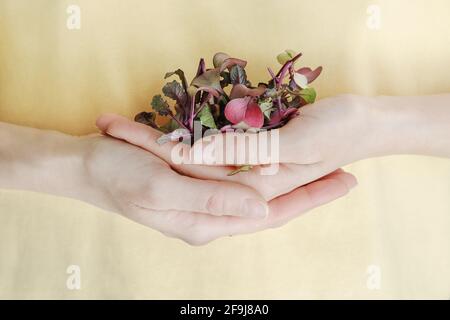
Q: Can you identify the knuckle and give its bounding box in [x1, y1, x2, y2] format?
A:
[205, 190, 226, 215]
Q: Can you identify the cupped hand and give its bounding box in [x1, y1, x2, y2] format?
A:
[81, 134, 356, 245]
[97, 113, 359, 200]
[190, 94, 373, 192]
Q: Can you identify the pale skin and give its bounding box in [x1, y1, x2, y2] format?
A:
[189, 94, 450, 193]
[0, 121, 356, 245]
[2, 94, 448, 245]
[97, 93, 450, 201]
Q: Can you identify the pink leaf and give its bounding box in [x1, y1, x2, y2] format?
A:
[284, 107, 299, 118]
[296, 66, 323, 84]
[224, 97, 250, 124]
[225, 97, 264, 129]
[230, 84, 265, 99]
[269, 109, 283, 126]
[268, 108, 298, 126]
[244, 101, 264, 128]
[195, 58, 206, 77]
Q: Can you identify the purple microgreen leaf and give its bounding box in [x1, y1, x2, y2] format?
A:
[268, 109, 283, 126]
[296, 66, 323, 84]
[137, 50, 319, 151]
[284, 107, 299, 118]
[230, 84, 265, 99]
[191, 68, 222, 92]
[267, 107, 298, 127]
[134, 112, 159, 130]
[195, 58, 206, 77]
[162, 80, 187, 106]
[229, 65, 247, 85]
[164, 69, 188, 91]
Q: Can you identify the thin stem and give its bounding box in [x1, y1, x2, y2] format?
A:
[168, 111, 188, 130]
[189, 95, 196, 131]
[267, 67, 276, 80]
[277, 96, 283, 111]
[193, 93, 213, 119]
[277, 61, 292, 90]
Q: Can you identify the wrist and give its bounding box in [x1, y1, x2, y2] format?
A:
[0, 123, 110, 210]
[368, 95, 450, 157]
[1, 125, 82, 194]
[363, 95, 402, 157]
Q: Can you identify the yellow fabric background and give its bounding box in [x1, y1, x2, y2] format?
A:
[1, 0, 449, 299]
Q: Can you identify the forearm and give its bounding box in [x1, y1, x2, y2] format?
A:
[370, 94, 450, 158]
[0, 122, 103, 206]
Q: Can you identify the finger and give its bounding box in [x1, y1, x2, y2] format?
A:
[265, 169, 357, 227]
[120, 206, 237, 246]
[190, 130, 286, 166]
[96, 113, 231, 176]
[95, 114, 335, 202]
[138, 170, 269, 219]
[127, 169, 357, 246]
[213, 169, 358, 235]
[95, 114, 302, 200]
[96, 113, 187, 162]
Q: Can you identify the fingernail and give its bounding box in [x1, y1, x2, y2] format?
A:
[242, 199, 269, 219]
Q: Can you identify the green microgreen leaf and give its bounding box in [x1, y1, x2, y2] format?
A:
[197, 105, 217, 129]
[151, 95, 171, 116]
[164, 69, 188, 91]
[258, 99, 274, 119]
[227, 165, 253, 176]
[276, 49, 297, 65]
[160, 118, 180, 133]
[298, 87, 317, 104]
